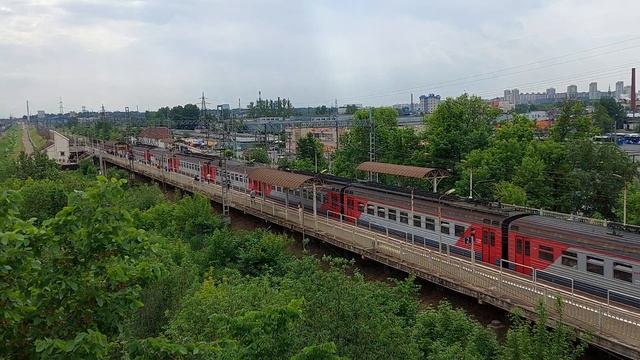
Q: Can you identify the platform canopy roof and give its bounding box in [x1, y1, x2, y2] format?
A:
[248, 168, 320, 189]
[356, 161, 449, 192]
[356, 161, 449, 179]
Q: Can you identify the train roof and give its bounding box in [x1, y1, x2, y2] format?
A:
[342, 182, 517, 225]
[511, 215, 640, 261]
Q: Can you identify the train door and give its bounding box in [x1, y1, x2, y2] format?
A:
[481, 228, 497, 264]
[514, 236, 532, 275]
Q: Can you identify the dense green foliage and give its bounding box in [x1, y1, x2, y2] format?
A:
[292, 132, 327, 172]
[0, 148, 590, 359]
[247, 146, 271, 164]
[501, 301, 588, 360]
[247, 97, 294, 118]
[454, 100, 635, 218]
[0, 124, 24, 181]
[65, 117, 136, 141]
[425, 94, 501, 167]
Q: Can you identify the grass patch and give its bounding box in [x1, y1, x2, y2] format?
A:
[28, 126, 47, 150]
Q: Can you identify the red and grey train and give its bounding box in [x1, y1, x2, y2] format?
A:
[125, 145, 640, 307]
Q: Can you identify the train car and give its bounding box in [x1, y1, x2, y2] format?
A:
[508, 216, 640, 305]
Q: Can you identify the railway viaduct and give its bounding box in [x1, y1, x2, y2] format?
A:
[87, 147, 640, 359]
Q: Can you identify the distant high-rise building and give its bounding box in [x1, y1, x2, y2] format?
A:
[419, 94, 441, 113]
[546, 88, 556, 98]
[511, 88, 520, 105]
[567, 85, 578, 99]
[504, 89, 512, 103]
[589, 82, 599, 100]
[616, 81, 624, 99]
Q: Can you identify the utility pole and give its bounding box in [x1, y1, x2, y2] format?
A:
[99, 105, 106, 175]
[200, 91, 209, 143]
[368, 107, 376, 182]
[59, 96, 64, 115]
[218, 104, 230, 225]
[125, 107, 130, 138]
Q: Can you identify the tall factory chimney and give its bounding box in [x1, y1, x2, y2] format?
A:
[410, 93, 414, 114]
[632, 68, 637, 116]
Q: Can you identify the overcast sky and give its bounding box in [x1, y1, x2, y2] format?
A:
[1, 0, 640, 117]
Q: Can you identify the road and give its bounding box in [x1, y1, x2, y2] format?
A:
[21, 122, 34, 155]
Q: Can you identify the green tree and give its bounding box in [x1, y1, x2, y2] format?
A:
[16, 178, 69, 223]
[345, 104, 359, 115]
[615, 179, 640, 225]
[296, 133, 326, 172]
[564, 139, 635, 218]
[494, 181, 527, 205]
[549, 101, 595, 142]
[1, 178, 163, 358]
[592, 103, 614, 135]
[425, 94, 500, 168]
[413, 302, 498, 360]
[513, 140, 571, 211]
[456, 115, 535, 199]
[315, 105, 329, 115]
[597, 97, 626, 129]
[248, 146, 271, 164]
[500, 301, 588, 360]
[14, 151, 60, 180]
[79, 158, 98, 176]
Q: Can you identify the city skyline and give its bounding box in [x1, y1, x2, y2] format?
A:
[2, 0, 640, 116]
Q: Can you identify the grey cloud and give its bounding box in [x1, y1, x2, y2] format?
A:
[1, 0, 640, 116]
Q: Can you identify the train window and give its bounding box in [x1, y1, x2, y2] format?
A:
[441, 222, 450, 235]
[400, 212, 408, 224]
[482, 231, 488, 244]
[358, 203, 365, 212]
[561, 251, 578, 268]
[425, 217, 435, 231]
[388, 209, 397, 221]
[377, 206, 386, 218]
[367, 205, 375, 215]
[489, 232, 495, 246]
[524, 241, 530, 256]
[454, 225, 465, 237]
[413, 215, 421, 227]
[586, 256, 604, 276]
[516, 238, 523, 254]
[613, 262, 633, 283]
[538, 245, 554, 262]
